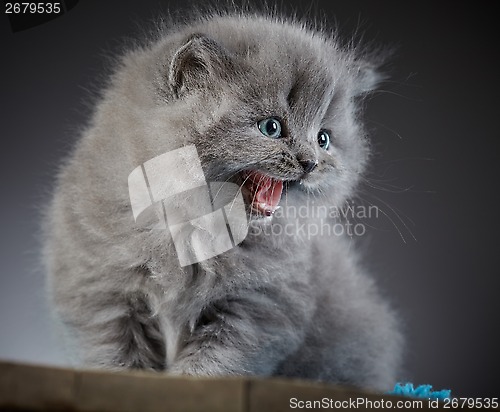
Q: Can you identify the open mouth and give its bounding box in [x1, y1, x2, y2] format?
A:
[241, 170, 284, 217]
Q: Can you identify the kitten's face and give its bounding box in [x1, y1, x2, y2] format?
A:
[158, 21, 376, 220]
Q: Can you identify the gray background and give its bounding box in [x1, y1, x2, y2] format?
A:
[1, 0, 499, 398]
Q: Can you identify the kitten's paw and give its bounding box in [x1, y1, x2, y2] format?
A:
[168, 359, 210, 377]
[168, 357, 234, 377]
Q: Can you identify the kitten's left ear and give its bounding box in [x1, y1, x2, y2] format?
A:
[167, 33, 234, 98]
[352, 60, 384, 97]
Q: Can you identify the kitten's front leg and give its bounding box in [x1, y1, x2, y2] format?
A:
[55, 283, 166, 371]
[168, 291, 311, 377]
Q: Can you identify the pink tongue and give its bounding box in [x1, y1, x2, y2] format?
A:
[249, 171, 283, 215]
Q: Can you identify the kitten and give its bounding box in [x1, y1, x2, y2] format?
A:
[43, 9, 403, 391]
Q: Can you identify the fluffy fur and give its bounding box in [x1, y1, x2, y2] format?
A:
[43, 9, 402, 391]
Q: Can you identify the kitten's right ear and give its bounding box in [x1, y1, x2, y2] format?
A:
[168, 33, 234, 98]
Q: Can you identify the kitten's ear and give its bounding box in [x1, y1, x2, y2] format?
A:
[352, 60, 384, 97]
[168, 33, 233, 98]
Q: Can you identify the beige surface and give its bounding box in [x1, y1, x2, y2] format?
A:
[0, 361, 460, 411]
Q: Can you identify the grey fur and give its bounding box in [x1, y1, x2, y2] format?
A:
[43, 10, 402, 391]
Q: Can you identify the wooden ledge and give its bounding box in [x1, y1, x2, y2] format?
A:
[1, 361, 455, 411]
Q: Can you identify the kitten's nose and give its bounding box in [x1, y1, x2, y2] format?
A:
[299, 160, 318, 174]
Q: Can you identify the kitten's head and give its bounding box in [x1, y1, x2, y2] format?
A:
[145, 14, 382, 220]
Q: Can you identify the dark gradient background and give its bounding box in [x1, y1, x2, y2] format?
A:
[1, 0, 499, 398]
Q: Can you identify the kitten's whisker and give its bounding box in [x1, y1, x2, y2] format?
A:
[372, 89, 422, 102]
[371, 193, 416, 240]
[210, 170, 242, 204]
[360, 175, 416, 194]
[366, 119, 404, 140]
[357, 191, 416, 243]
[227, 173, 252, 215]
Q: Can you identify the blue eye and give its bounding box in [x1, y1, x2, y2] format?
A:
[317, 129, 330, 150]
[258, 117, 282, 138]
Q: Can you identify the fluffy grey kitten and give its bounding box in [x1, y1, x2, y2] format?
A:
[44, 10, 402, 392]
